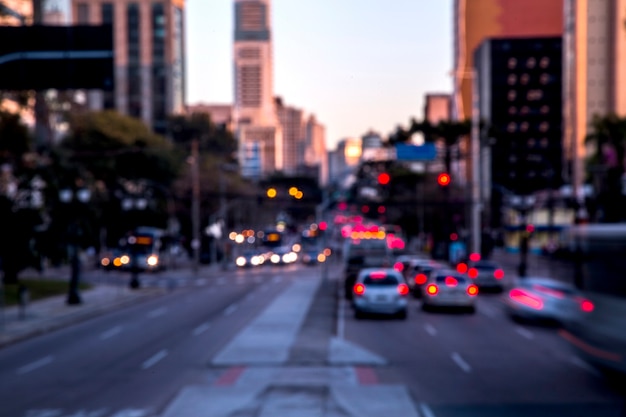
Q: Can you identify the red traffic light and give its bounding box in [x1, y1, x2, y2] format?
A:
[338, 201, 347, 211]
[378, 206, 386, 214]
[361, 205, 370, 213]
[450, 233, 458, 241]
[319, 221, 327, 231]
[437, 173, 451, 186]
[378, 172, 390, 185]
[526, 224, 535, 233]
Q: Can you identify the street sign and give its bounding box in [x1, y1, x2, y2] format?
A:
[0, 25, 114, 91]
[395, 143, 437, 161]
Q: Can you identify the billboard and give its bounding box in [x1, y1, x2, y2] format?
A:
[0, 25, 114, 91]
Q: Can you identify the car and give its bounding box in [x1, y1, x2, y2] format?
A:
[352, 268, 409, 319]
[343, 237, 393, 300]
[301, 248, 322, 265]
[406, 259, 445, 297]
[269, 246, 297, 265]
[465, 260, 505, 291]
[393, 254, 427, 275]
[504, 277, 594, 325]
[235, 250, 263, 268]
[421, 269, 478, 313]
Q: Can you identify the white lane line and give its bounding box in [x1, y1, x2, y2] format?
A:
[424, 323, 437, 336]
[337, 296, 346, 339]
[419, 403, 437, 417]
[100, 326, 122, 340]
[16, 356, 54, 375]
[570, 356, 601, 377]
[515, 327, 534, 340]
[192, 322, 211, 336]
[223, 304, 238, 316]
[451, 352, 471, 373]
[141, 350, 168, 370]
[147, 307, 167, 318]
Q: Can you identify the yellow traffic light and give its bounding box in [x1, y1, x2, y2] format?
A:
[267, 188, 277, 198]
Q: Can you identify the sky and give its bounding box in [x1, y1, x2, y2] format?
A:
[186, 0, 454, 151]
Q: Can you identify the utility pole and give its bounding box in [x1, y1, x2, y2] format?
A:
[470, 70, 482, 257]
[191, 138, 200, 275]
[32, 0, 49, 150]
[219, 167, 227, 270]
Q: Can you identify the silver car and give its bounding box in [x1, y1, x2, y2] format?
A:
[504, 277, 593, 325]
[352, 268, 409, 319]
[467, 260, 505, 291]
[421, 269, 478, 313]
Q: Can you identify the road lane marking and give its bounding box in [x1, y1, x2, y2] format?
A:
[192, 322, 211, 336]
[515, 327, 534, 340]
[570, 356, 601, 377]
[99, 326, 122, 340]
[147, 307, 167, 318]
[337, 296, 346, 339]
[419, 403, 437, 417]
[424, 324, 437, 336]
[17, 356, 54, 375]
[142, 350, 168, 370]
[451, 352, 471, 373]
[223, 304, 238, 316]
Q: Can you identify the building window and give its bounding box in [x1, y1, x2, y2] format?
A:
[540, 57, 550, 68]
[127, 3, 140, 65]
[239, 65, 262, 107]
[240, 2, 264, 31]
[508, 90, 517, 101]
[520, 74, 530, 85]
[507, 74, 517, 85]
[508, 58, 517, 69]
[239, 48, 261, 59]
[152, 3, 166, 63]
[526, 57, 536, 69]
[77, 3, 89, 23]
[101, 3, 113, 24]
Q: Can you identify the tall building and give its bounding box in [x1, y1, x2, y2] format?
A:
[71, 0, 186, 134]
[563, 0, 626, 198]
[475, 37, 563, 227]
[304, 115, 327, 185]
[186, 103, 234, 132]
[453, 0, 563, 121]
[424, 94, 452, 125]
[275, 97, 305, 175]
[0, 0, 31, 25]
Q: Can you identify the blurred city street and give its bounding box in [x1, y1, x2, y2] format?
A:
[0, 260, 624, 417]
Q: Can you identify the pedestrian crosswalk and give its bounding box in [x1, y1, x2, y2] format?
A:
[24, 409, 153, 417]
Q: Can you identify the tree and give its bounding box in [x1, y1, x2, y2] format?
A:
[168, 112, 237, 159]
[584, 113, 626, 222]
[0, 110, 32, 165]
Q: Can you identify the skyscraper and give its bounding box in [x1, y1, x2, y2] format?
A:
[71, 0, 186, 134]
[563, 0, 626, 202]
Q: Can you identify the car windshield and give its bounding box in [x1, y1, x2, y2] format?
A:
[363, 275, 399, 286]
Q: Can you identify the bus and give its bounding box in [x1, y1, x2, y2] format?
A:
[558, 224, 626, 375]
[120, 227, 168, 272]
[262, 229, 283, 248]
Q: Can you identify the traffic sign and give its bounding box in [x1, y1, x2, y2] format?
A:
[395, 143, 437, 161]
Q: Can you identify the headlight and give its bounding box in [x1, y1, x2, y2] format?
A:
[271, 254, 280, 263]
[236, 256, 246, 267]
[147, 255, 159, 266]
[282, 254, 290, 263]
[317, 254, 327, 263]
[251, 256, 260, 266]
[113, 257, 122, 267]
[101, 258, 110, 267]
[120, 255, 130, 265]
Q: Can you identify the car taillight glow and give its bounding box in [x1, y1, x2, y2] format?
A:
[426, 284, 438, 295]
[468, 268, 478, 279]
[353, 283, 365, 295]
[456, 263, 468, 274]
[509, 288, 544, 310]
[370, 271, 387, 279]
[415, 273, 427, 285]
[580, 299, 594, 312]
[394, 262, 404, 272]
[445, 276, 458, 287]
[397, 283, 409, 296]
[467, 285, 479, 296]
[532, 284, 564, 299]
[494, 269, 504, 279]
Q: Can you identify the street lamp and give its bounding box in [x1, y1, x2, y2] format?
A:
[59, 186, 91, 304]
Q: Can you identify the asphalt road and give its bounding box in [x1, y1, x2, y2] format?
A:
[1, 260, 625, 417]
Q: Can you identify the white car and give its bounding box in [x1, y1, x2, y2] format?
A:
[504, 277, 593, 325]
[352, 268, 409, 319]
[421, 269, 478, 313]
[466, 260, 505, 291]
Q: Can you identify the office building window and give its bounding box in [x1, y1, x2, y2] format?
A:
[127, 3, 141, 119]
[152, 3, 165, 63]
[101, 3, 113, 24]
[77, 3, 89, 23]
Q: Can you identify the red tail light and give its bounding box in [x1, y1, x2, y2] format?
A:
[456, 263, 468, 274]
[509, 288, 543, 310]
[353, 283, 365, 295]
[580, 299, 594, 312]
[426, 284, 439, 295]
[393, 262, 404, 272]
[468, 268, 478, 279]
[467, 285, 479, 296]
[532, 284, 564, 299]
[445, 276, 458, 287]
[494, 269, 504, 279]
[414, 273, 427, 285]
[397, 283, 409, 296]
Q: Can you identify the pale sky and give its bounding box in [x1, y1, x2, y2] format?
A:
[186, 0, 454, 151]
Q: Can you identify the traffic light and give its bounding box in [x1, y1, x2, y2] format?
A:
[266, 188, 277, 198]
[378, 172, 390, 185]
[526, 224, 535, 234]
[437, 173, 451, 186]
[319, 221, 328, 231]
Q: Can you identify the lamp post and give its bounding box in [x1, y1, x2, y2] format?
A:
[59, 186, 91, 304]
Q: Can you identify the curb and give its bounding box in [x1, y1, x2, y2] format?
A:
[0, 288, 167, 350]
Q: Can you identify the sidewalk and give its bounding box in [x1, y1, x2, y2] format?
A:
[0, 263, 226, 349]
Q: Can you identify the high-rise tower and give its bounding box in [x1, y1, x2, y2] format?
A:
[233, 0, 275, 127]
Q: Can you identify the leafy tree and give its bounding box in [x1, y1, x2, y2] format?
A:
[584, 113, 626, 222]
[168, 112, 237, 159]
[0, 110, 32, 165]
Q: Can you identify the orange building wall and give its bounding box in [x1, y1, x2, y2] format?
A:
[457, 0, 563, 120]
